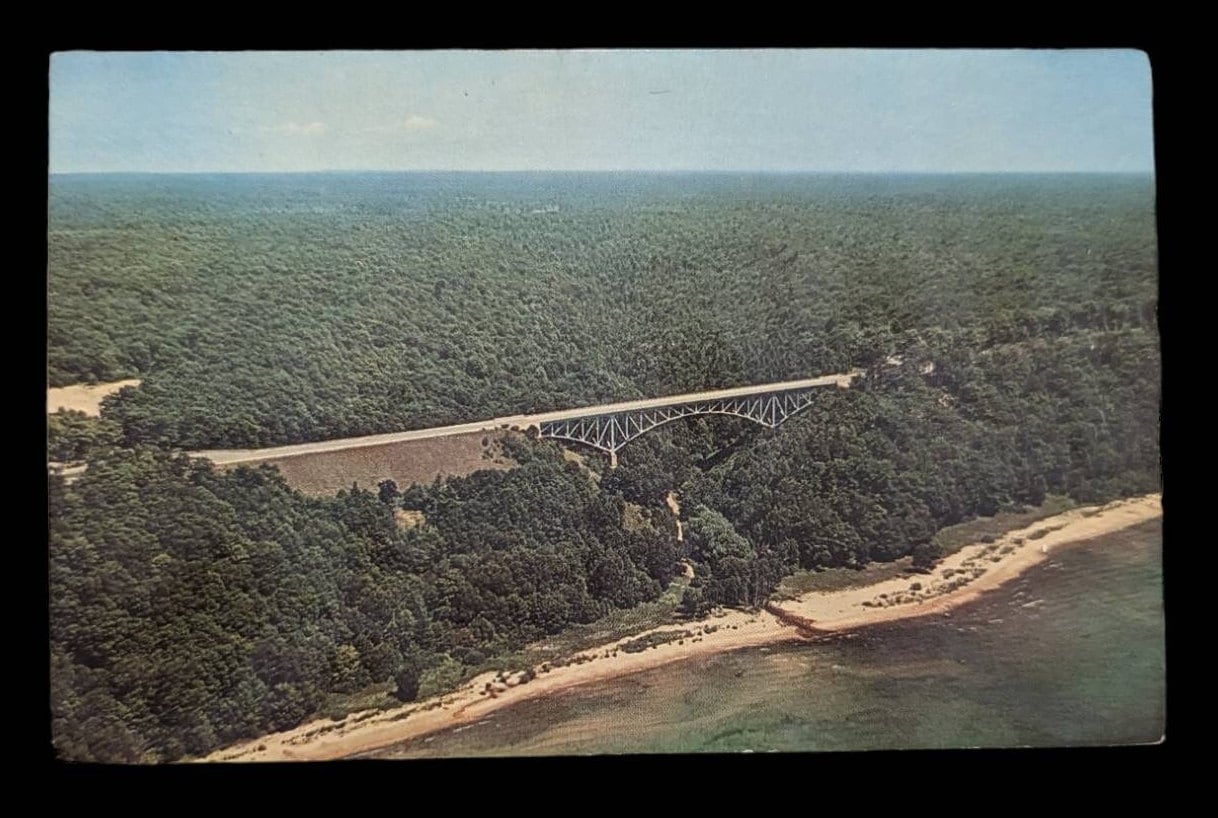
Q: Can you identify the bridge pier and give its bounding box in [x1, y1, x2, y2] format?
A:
[609, 450, 618, 470]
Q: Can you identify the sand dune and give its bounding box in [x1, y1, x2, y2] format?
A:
[201, 492, 1161, 763]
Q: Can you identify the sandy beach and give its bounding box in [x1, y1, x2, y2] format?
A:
[202, 492, 1161, 763]
[771, 492, 1163, 633]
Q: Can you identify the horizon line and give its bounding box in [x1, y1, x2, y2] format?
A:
[49, 168, 1157, 177]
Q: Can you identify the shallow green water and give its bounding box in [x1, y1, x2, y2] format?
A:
[367, 520, 1164, 756]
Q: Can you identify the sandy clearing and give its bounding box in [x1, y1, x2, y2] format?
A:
[47, 379, 141, 417]
[200, 492, 1161, 763]
[394, 509, 425, 531]
[217, 430, 514, 496]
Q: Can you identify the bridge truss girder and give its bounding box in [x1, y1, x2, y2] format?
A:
[536, 387, 824, 462]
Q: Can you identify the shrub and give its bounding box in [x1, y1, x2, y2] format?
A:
[619, 630, 693, 654]
[394, 666, 421, 703]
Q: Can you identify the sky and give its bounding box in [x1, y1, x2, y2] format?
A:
[49, 49, 1155, 174]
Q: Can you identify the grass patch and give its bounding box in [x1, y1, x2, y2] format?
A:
[774, 557, 914, 598]
[560, 447, 601, 483]
[466, 591, 687, 680]
[932, 495, 1076, 556]
[313, 681, 399, 723]
[417, 655, 466, 700]
[621, 501, 650, 533]
[657, 567, 694, 607]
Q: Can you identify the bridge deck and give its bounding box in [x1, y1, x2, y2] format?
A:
[190, 370, 862, 466]
[530, 371, 860, 423]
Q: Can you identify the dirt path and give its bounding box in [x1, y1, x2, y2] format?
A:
[47, 379, 140, 416]
[200, 492, 1161, 763]
[666, 491, 683, 541]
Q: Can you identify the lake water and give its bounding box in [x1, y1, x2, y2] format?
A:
[365, 519, 1164, 756]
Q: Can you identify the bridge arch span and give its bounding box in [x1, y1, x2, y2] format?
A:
[535, 385, 831, 466]
[536, 406, 772, 452]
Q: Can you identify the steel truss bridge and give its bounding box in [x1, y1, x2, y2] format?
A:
[534, 372, 858, 467]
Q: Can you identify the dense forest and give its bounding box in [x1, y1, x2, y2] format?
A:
[47, 172, 1160, 762]
[50, 437, 680, 762]
[49, 173, 1157, 448]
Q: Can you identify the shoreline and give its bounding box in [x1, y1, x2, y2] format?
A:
[201, 492, 1161, 763]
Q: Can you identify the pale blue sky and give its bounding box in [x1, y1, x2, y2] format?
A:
[49, 49, 1155, 174]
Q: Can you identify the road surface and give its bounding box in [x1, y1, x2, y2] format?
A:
[193, 371, 861, 467]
